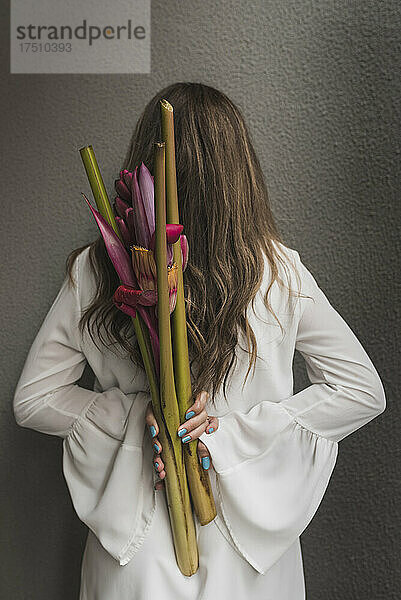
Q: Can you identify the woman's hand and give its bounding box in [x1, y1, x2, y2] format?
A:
[145, 391, 219, 491]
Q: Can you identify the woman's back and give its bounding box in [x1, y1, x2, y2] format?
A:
[13, 237, 385, 599]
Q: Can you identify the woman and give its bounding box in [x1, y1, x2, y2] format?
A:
[13, 82, 386, 599]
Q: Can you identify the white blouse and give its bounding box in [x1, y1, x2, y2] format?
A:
[12, 241, 386, 598]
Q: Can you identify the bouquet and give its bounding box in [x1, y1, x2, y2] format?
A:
[79, 99, 216, 576]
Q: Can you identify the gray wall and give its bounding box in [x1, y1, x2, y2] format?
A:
[2, 1, 399, 598]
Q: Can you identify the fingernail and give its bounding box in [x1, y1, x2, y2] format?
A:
[202, 456, 210, 470]
[178, 428, 187, 437]
[153, 443, 159, 453]
[182, 435, 191, 443]
[185, 411, 195, 420]
[154, 461, 159, 471]
[207, 427, 214, 434]
[149, 425, 156, 438]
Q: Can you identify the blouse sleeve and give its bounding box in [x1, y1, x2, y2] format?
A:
[13, 250, 155, 566]
[199, 249, 386, 575]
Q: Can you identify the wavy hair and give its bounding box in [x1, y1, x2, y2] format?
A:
[66, 82, 305, 407]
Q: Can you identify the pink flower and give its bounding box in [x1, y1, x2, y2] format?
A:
[113, 163, 189, 271]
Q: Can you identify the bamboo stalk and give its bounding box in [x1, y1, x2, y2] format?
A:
[160, 100, 217, 525]
[154, 141, 198, 575]
[80, 146, 121, 238]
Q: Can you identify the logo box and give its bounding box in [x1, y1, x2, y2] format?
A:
[11, 0, 150, 74]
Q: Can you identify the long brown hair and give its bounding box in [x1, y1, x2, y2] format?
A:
[67, 82, 303, 407]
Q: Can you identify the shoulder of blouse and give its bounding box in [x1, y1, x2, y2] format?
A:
[260, 240, 306, 319]
[270, 240, 326, 322]
[267, 239, 299, 283]
[73, 245, 97, 313]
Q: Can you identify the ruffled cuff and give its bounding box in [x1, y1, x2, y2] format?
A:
[199, 402, 338, 574]
[62, 388, 157, 566]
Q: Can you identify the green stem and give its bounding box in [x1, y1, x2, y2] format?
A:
[160, 99, 217, 525]
[154, 141, 198, 575]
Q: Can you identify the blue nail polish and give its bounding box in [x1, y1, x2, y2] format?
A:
[202, 456, 210, 470]
[153, 443, 159, 453]
[178, 428, 187, 437]
[182, 435, 191, 443]
[154, 461, 159, 470]
[186, 411, 195, 420]
[207, 427, 214, 434]
[149, 425, 156, 438]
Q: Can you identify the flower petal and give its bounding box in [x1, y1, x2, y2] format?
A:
[113, 284, 142, 306]
[168, 263, 178, 313]
[169, 288, 177, 314]
[122, 170, 133, 190]
[180, 234, 188, 271]
[138, 162, 155, 241]
[167, 243, 173, 267]
[113, 284, 143, 318]
[131, 245, 157, 291]
[166, 223, 183, 244]
[148, 230, 156, 253]
[115, 179, 131, 203]
[114, 302, 138, 318]
[82, 193, 136, 287]
[125, 207, 136, 242]
[138, 289, 158, 306]
[132, 167, 152, 248]
[115, 216, 132, 248]
[115, 196, 130, 219]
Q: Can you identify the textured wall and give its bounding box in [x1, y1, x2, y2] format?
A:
[1, 1, 399, 598]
